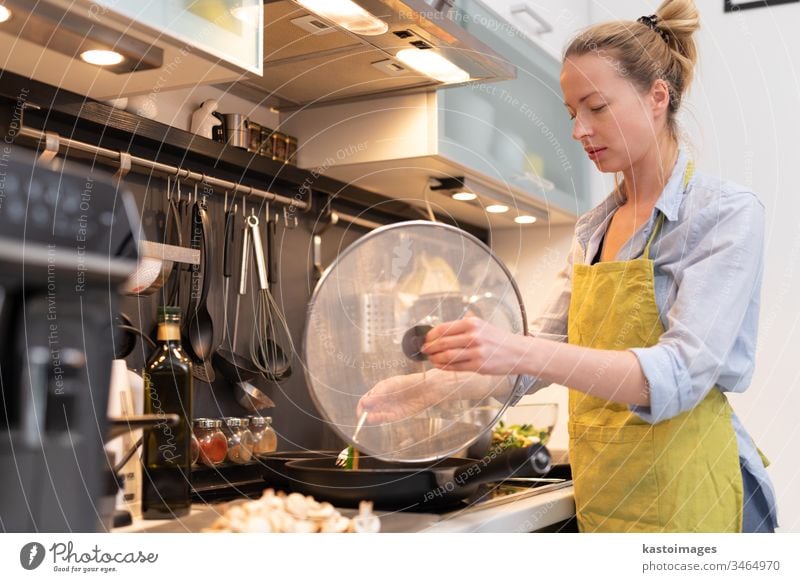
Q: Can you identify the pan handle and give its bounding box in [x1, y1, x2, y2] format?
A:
[436, 444, 552, 490]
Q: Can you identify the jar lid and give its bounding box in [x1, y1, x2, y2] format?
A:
[223, 417, 247, 427]
[194, 418, 222, 428]
[249, 416, 266, 427]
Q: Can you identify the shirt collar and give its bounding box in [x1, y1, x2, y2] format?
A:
[576, 147, 692, 242]
[654, 147, 691, 222]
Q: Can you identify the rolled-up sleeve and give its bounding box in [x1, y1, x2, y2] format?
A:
[629, 191, 765, 423]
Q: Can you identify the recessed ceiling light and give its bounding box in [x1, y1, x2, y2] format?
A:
[515, 215, 537, 224]
[80, 49, 125, 66]
[486, 204, 509, 214]
[451, 191, 477, 201]
[0, 6, 11, 23]
[295, 0, 388, 36]
[396, 48, 470, 84]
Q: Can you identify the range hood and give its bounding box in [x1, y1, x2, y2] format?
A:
[225, 0, 516, 109]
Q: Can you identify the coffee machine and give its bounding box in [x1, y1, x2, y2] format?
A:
[0, 146, 139, 531]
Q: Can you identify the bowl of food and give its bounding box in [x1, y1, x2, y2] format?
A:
[490, 403, 558, 453]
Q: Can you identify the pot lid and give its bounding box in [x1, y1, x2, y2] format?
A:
[303, 221, 527, 462]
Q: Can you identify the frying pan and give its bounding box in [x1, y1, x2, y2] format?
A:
[255, 449, 340, 490]
[285, 443, 551, 510]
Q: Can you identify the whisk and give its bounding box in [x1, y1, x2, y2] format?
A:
[247, 208, 296, 381]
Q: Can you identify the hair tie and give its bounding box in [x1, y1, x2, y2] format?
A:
[637, 14, 670, 44]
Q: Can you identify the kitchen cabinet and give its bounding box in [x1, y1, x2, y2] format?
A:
[92, 0, 263, 75]
[467, 0, 590, 61]
[0, 0, 263, 100]
[445, 0, 592, 215]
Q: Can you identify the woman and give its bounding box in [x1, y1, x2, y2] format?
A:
[359, 0, 777, 533]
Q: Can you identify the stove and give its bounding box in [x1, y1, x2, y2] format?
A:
[189, 460, 573, 516]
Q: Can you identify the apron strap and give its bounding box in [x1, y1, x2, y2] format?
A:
[642, 160, 696, 260]
[642, 213, 666, 260]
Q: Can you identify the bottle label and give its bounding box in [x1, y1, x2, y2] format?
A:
[157, 323, 181, 342]
[144, 372, 182, 465]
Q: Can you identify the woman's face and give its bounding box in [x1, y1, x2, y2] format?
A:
[560, 52, 669, 173]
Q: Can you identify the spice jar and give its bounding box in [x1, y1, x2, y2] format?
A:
[247, 120, 263, 154]
[271, 131, 287, 162]
[285, 135, 297, 165]
[222, 417, 255, 464]
[260, 127, 274, 159]
[249, 416, 278, 454]
[193, 418, 228, 467]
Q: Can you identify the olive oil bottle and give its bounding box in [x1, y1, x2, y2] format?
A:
[141, 306, 193, 519]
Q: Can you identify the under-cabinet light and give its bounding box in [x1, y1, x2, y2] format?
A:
[396, 48, 470, 84]
[0, 6, 12, 23]
[295, 0, 388, 36]
[486, 204, 510, 214]
[452, 191, 477, 201]
[80, 49, 125, 66]
[514, 215, 538, 224]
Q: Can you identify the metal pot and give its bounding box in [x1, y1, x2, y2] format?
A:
[222, 114, 250, 149]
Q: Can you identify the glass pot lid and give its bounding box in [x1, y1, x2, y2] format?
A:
[303, 221, 527, 462]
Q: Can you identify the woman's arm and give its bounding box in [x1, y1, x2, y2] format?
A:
[422, 319, 651, 406]
[424, 190, 766, 415]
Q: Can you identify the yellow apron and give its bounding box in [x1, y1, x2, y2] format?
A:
[567, 163, 744, 532]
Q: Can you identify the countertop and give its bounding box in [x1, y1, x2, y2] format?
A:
[113, 483, 575, 534]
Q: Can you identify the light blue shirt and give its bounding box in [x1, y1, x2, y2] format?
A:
[518, 148, 778, 528]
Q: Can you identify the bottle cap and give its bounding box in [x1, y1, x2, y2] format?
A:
[157, 306, 182, 324]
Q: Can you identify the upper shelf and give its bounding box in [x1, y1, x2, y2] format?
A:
[0, 71, 466, 235]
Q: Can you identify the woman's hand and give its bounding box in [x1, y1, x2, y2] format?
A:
[357, 368, 514, 424]
[422, 316, 530, 375]
[356, 372, 445, 424]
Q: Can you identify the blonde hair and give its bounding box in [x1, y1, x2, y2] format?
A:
[564, 0, 700, 202]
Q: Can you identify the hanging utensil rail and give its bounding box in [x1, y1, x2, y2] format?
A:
[17, 122, 309, 211]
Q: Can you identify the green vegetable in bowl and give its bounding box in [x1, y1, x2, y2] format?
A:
[491, 420, 551, 452]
